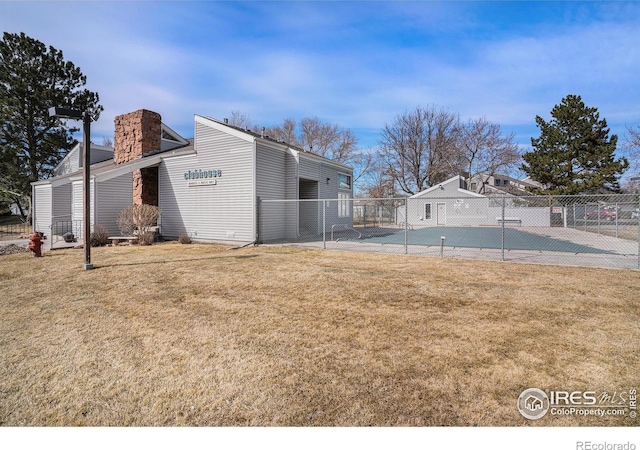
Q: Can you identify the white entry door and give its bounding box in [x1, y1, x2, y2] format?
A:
[437, 202, 446, 225]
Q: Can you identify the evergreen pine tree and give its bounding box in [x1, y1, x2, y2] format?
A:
[0, 32, 103, 217]
[522, 94, 628, 195]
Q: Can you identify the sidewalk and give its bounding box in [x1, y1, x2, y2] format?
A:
[0, 237, 80, 252]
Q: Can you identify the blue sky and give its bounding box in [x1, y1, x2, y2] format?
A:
[2, 1, 639, 163]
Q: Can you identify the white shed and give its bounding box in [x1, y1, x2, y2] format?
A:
[398, 176, 489, 227]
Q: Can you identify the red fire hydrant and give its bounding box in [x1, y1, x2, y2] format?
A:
[29, 232, 43, 257]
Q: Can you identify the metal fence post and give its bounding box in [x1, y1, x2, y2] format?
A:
[615, 202, 619, 239]
[501, 195, 506, 261]
[363, 204, 366, 228]
[404, 198, 408, 254]
[322, 199, 326, 250]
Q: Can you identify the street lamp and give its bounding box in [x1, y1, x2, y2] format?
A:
[48, 107, 93, 270]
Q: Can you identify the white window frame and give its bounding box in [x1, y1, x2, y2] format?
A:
[424, 203, 432, 220]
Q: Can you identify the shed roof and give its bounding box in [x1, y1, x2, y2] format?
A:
[410, 175, 486, 199]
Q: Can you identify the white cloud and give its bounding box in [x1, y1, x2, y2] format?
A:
[2, 1, 638, 149]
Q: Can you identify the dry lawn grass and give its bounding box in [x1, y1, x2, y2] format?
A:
[0, 243, 638, 426]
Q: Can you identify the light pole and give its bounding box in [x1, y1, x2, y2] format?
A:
[48, 107, 93, 270]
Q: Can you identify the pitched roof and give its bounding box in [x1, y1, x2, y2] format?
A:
[33, 139, 195, 186]
[202, 116, 353, 172]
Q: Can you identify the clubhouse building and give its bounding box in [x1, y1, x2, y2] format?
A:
[32, 109, 354, 244]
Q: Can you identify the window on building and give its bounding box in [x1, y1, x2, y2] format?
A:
[503, 180, 510, 186]
[470, 182, 477, 191]
[338, 192, 350, 217]
[494, 178, 501, 186]
[338, 173, 352, 190]
[162, 129, 180, 142]
[424, 203, 432, 220]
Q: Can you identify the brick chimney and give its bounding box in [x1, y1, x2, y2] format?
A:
[114, 109, 161, 164]
[114, 109, 161, 205]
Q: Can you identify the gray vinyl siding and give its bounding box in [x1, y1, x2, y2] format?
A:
[51, 183, 72, 234]
[299, 157, 319, 181]
[52, 183, 71, 219]
[72, 180, 95, 237]
[33, 185, 52, 236]
[284, 150, 299, 238]
[158, 121, 254, 241]
[256, 142, 286, 241]
[95, 173, 133, 236]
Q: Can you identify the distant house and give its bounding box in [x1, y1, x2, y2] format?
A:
[467, 173, 539, 196]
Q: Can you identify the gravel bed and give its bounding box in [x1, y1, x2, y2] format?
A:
[0, 244, 30, 256]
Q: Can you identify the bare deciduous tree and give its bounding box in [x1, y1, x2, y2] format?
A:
[459, 117, 520, 193]
[266, 118, 299, 146]
[349, 148, 375, 187]
[624, 124, 640, 174]
[228, 110, 257, 131]
[360, 160, 399, 199]
[626, 124, 640, 148]
[297, 117, 358, 162]
[233, 113, 369, 187]
[379, 106, 460, 195]
[266, 116, 361, 164]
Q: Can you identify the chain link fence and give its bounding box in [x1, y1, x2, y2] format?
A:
[259, 194, 640, 270]
[0, 216, 32, 240]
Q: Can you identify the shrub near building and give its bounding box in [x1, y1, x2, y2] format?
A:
[117, 204, 160, 246]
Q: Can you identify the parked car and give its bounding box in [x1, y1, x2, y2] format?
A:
[586, 206, 617, 221]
